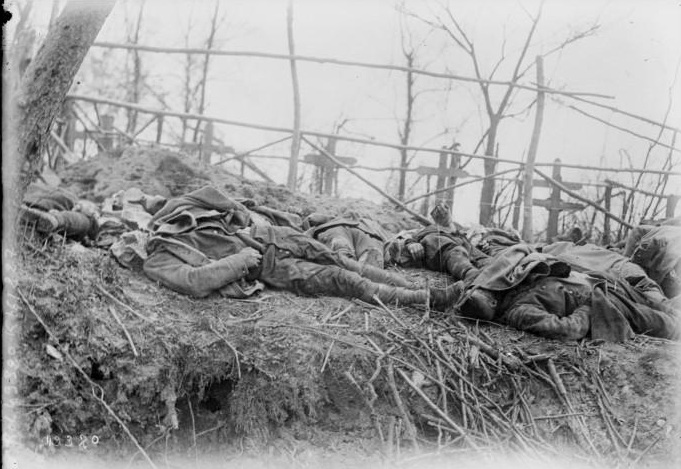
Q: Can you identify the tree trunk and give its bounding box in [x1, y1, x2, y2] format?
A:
[521, 56, 545, 241]
[126, 0, 145, 134]
[286, 0, 302, 191]
[12, 0, 116, 193]
[398, 63, 414, 201]
[478, 117, 499, 226]
[192, 0, 220, 143]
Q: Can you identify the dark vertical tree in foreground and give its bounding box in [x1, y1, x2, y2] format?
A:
[3, 0, 115, 451]
[12, 0, 116, 193]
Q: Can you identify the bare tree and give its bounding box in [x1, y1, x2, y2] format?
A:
[407, 2, 599, 226]
[396, 29, 416, 201]
[179, 6, 200, 143]
[191, 0, 222, 143]
[10, 0, 116, 193]
[124, 0, 146, 133]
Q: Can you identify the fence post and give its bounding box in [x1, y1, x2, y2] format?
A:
[445, 146, 460, 207]
[63, 99, 77, 151]
[667, 195, 679, 219]
[201, 121, 214, 165]
[602, 183, 613, 245]
[512, 171, 523, 230]
[323, 137, 337, 196]
[156, 114, 164, 143]
[435, 149, 449, 206]
[421, 176, 432, 216]
[546, 158, 563, 242]
[286, 0, 302, 191]
[522, 55, 545, 241]
[100, 114, 115, 151]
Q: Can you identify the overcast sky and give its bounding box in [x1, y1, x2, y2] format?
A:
[14, 0, 681, 226]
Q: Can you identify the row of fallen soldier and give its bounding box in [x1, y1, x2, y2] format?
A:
[20, 183, 681, 343]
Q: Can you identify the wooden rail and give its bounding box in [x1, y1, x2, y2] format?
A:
[91, 41, 613, 100]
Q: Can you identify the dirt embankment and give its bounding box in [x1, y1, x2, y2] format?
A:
[10, 145, 681, 468]
[58, 146, 419, 233]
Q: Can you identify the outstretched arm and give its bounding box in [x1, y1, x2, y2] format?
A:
[501, 303, 590, 341]
[144, 247, 261, 298]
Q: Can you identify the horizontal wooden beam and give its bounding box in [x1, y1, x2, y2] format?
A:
[566, 104, 679, 153]
[604, 179, 675, 199]
[91, 41, 613, 99]
[532, 198, 584, 211]
[403, 168, 519, 205]
[533, 179, 582, 190]
[566, 95, 681, 134]
[304, 153, 357, 168]
[415, 166, 470, 178]
[181, 142, 235, 154]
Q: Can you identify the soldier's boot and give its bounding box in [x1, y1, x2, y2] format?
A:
[20, 207, 60, 233]
[368, 284, 427, 306]
[361, 264, 415, 288]
[429, 281, 465, 311]
[444, 246, 479, 282]
[52, 211, 97, 238]
[454, 288, 500, 321]
[365, 281, 463, 309]
[340, 257, 415, 288]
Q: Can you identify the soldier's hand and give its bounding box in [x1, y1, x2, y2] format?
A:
[407, 243, 424, 261]
[240, 247, 262, 268]
[431, 203, 452, 227]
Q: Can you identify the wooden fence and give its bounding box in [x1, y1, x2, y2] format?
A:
[45, 40, 681, 243]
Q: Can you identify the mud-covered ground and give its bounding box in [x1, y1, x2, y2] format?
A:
[7, 146, 681, 469]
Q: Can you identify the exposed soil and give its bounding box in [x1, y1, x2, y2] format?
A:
[8, 145, 681, 468]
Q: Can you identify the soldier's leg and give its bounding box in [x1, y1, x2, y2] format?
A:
[443, 245, 480, 282]
[354, 232, 385, 268]
[21, 207, 96, 238]
[336, 255, 415, 288]
[621, 302, 679, 340]
[262, 258, 461, 309]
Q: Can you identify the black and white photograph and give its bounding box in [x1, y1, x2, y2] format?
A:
[3, 0, 680, 468]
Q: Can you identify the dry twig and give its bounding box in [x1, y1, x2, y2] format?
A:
[106, 305, 139, 357]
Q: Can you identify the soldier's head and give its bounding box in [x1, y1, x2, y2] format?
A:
[430, 202, 452, 227]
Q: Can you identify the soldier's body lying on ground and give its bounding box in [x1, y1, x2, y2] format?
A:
[20, 184, 166, 270]
[142, 185, 461, 308]
[623, 217, 681, 299]
[20, 185, 300, 271]
[20, 185, 677, 342]
[302, 212, 388, 268]
[384, 203, 526, 283]
[452, 244, 679, 342]
[383, 204, 679, 342]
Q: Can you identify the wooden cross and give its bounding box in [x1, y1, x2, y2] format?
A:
[532, 159, 584, 241]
